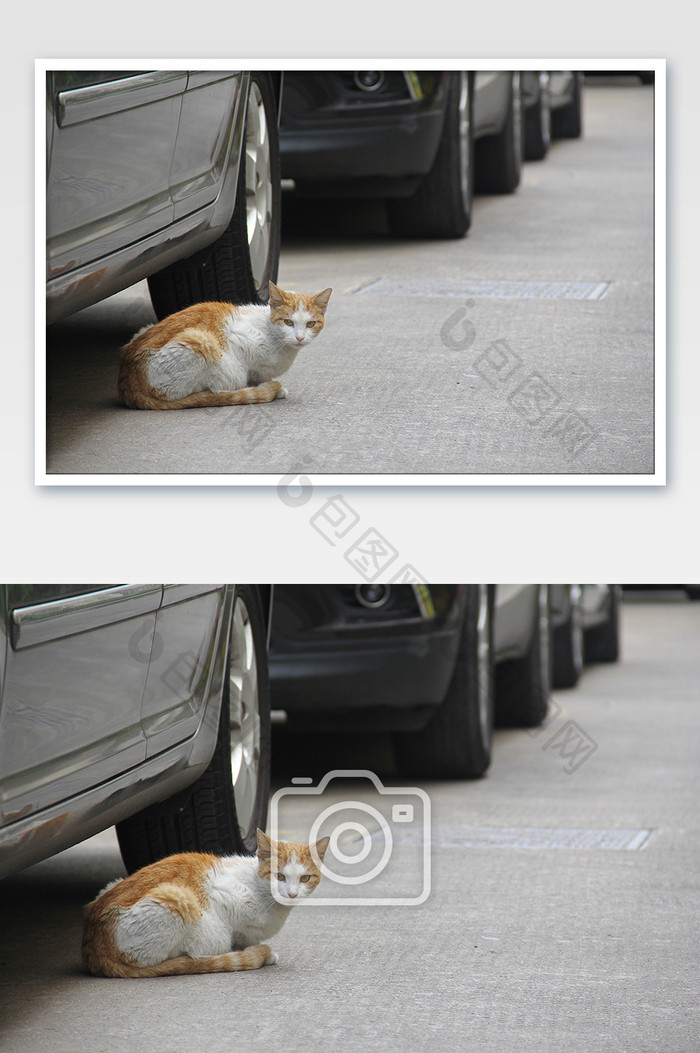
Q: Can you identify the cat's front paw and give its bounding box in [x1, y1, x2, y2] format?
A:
[264, 950, 279, 966]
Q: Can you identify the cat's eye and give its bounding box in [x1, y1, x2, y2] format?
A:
[306, 321, 316, 328]
[300, 875, 311, 882]
[283, 319, 293, 326]
[276, 872, 286, 881]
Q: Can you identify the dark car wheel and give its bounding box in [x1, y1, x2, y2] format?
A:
[552, 585, 584, 689]
[524, 72, 551, 161]
[386, 71, 474, 239]
[495, 584, 551, 727]
[551, 72, 583, 139]
[147, 72, 281, 318]
[117, 585, 271, 873]
[393, 585, 494, 779]
[475, 72, 523, 194]
[584, 585, 621, 664]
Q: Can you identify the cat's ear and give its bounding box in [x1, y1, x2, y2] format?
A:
[268, 282, 285, 308]
[312, 836, 330, 863]
[257, 829, 273, 859]
[312, 288, 332, 313]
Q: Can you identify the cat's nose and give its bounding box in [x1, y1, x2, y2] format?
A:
[287, 891, 298, 899]
[295, 336, 304, 344]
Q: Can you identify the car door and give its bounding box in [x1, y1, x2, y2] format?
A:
[139, 585, 229, 756]
[169, 72, 247, 222]
[0, 584, 162, 829]
[46, 70, 186, 281]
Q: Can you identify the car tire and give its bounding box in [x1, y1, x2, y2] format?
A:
[495, 584, 551, 727]
[386, 71, 474, 239]
[583, 585, 621, 664]
[116, 585, 271, 873]
[147, 72, 281, 319]
[475, 72, 523, 194]
[393, 585, 494, 779]
[551, 72, 583, 139]
[552, 585, 584, 689]
[524, 72, 551, 161]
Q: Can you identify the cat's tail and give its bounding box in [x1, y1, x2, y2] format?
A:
[92, 944, 273, 978]
[120, 381, 285, 410]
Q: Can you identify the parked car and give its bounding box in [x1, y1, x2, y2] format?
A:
[45, 71, 282, 323]
[279, 70, 524, 239]
[0, 585, 272, 879]
[623, 585, 700, 599]
[550, 584, 620, 688]
[279, 70, 584, 239]
[522, 71, 584, 160]
[268, 584, 553, 781]
[585, 71, 654, 85]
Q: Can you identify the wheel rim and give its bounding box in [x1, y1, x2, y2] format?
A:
[229, 597, 261, 841]
[476, 584, 492, 749]
[457, 71, 472, 209]
[245, 81, 272, 294]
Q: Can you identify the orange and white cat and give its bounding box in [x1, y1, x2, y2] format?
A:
[82, 830, 329, 978]
[118, 283, 332, 410]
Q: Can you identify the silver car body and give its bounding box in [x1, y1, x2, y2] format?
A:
[473, 71, 517, 136]
[493, 583, 541, 656]
[549, 583, 617, 631]
[0, 584, 233, 878]
[46, 71, 249, 323]
[580, 583, 617, 629]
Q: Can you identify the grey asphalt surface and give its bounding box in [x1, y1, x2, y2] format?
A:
[44, 82, 655, 477]
[1, 592, 697, 1052]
